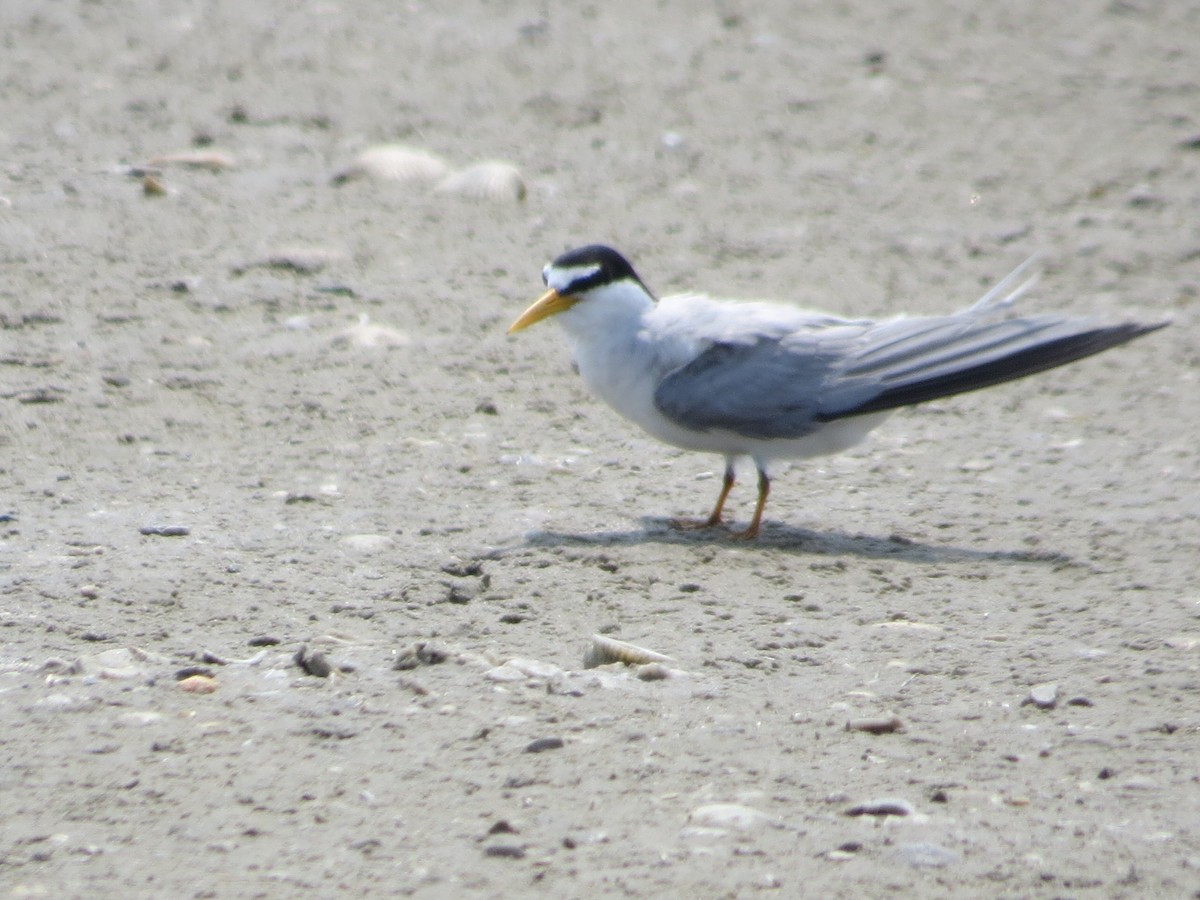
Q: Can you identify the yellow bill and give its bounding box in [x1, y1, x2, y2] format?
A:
[508, 289, 579, 334]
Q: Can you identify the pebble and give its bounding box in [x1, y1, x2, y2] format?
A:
[294, 646, 333, 678]
[845, 716, 903, 734]
[394, 641, 449, 670]
[1024, 683, 1058, 709]
[483, 844, 526, 859]
[524, 737, 564, 754]
[139, 524, 190, 537]
[636, 662, 672, 681]
[142, 173, 168, 196]
[178, 674, 219, 694]
[844, 798, 915, 818]
[174, 666, 214, 680]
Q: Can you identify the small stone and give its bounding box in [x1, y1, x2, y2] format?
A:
[845, 716, 903, 734]
[636, 662, 672, 681]
[1024, 683, 1058, 709]
[524, 737, 564, 753]
[1127, 185, 1163, 208]
[394, 641, 449, 670]
[484, 844, 526, 859]
[142, 173, 168, 196]
[175, 666, 214, 680]
[295, 646, 333, 678]
[178, 674, 218, 694]
[139, 524, 190, 537]
[248, 635, 281, 647]
[844, 798, 915, 818]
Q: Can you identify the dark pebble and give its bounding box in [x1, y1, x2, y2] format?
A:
[524, 737, 564, 754]
[248, 636, 281, 647]
[139, 524, 190, 537]
[175, 666, 214, 680]
[295, 646, 333, 678]
[484, 844, 525, 859]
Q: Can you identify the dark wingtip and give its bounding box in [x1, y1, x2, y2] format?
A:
[820, 318, 1169, 421]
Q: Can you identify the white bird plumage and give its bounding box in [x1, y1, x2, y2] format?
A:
[509, 245, 1165, 538]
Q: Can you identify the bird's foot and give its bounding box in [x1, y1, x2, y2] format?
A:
[728, 524, 761, 540]
[669, 515, 723, 532]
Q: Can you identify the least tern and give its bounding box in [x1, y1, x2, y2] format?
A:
[509, 245, 1165, 538]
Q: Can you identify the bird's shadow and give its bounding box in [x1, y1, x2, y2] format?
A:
[518, 517, 1077, 567]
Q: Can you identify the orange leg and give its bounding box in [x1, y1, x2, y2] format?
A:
[671, 463, 736, 531]
[730, 469, 770, 540]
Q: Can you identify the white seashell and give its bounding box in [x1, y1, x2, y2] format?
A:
[688, 803, 777, 832]
[331, 315, 411, 349]
[583, 635, 674, 669]
[332, 144, 449, 185]
[436, 161, 526, 203]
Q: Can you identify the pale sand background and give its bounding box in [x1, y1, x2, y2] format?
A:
[2, 1, 1199, 896]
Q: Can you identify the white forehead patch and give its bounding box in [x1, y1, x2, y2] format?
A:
[544, 262, 601, 294]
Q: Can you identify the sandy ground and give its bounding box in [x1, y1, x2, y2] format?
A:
[2, 1, 1199, 896]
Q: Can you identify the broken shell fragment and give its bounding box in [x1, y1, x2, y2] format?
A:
[331, 315, 411, 349]
[331, 144, 449, 185]
[436, 161, 526, 203]
[583, 635, 675, 669]
[144, 150, 236, 171]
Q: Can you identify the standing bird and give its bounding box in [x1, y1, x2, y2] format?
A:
[508, 245, 1165, 538]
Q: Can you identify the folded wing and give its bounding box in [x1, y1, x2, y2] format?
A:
[653, 313, 1165, 439]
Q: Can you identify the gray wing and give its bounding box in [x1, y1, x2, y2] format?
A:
[653, 338, 840, 439]
[653, 314, 1164, 439]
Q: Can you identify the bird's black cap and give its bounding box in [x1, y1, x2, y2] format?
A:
[544, 245, 648, 296]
